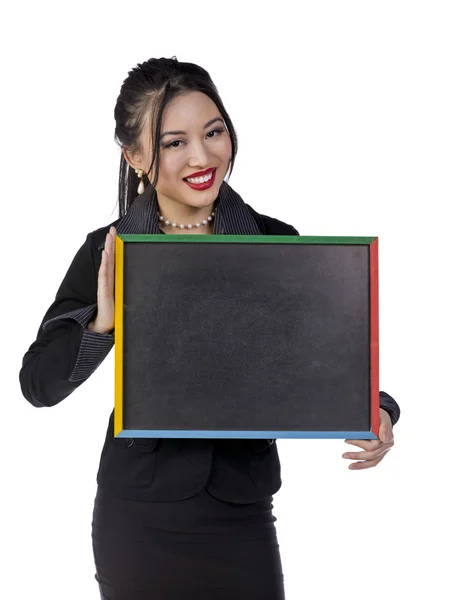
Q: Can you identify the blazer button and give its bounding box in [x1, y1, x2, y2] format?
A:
[125, 438, 134, 448]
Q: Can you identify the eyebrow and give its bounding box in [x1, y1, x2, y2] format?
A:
[160, 117, 224, 139]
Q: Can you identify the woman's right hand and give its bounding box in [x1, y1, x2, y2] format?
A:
[88, 226, 116, 334]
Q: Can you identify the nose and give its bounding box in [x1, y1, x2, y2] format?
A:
[187, 139, 212, 168]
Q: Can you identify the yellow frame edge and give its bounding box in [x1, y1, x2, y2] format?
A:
[114, 236, 124, 436]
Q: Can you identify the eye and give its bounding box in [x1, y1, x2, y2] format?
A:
[163, 128, 225, 149]
[165, 139, 184, 149]
[206, 127, 225, 139]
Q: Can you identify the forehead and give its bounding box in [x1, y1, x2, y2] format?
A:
[162, 91, 219, 126]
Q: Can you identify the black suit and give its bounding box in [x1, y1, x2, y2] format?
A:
[20, 196, 400, 505]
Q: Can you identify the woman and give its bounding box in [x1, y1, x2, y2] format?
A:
[19, 57, 400, 600]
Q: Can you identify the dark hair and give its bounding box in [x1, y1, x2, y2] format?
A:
[113, 56, 238, 218]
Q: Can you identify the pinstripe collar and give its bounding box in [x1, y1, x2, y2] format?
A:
[97, 180, 262, 250]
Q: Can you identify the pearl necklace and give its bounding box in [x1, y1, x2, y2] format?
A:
[158, 210, 216, 230]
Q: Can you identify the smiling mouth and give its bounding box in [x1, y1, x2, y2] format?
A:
[182, 169, 217, 191]
[183, 167, 217, 183]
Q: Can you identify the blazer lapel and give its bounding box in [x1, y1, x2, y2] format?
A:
[97, 180, 263, 250]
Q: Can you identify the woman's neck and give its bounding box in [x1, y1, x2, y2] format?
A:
[158, 201, 215, 234]
[156, 197, 216, 235]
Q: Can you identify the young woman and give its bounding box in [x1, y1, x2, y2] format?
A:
[19, 56, 400, 600]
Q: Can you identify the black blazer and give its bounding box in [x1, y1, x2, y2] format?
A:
[20, 204, 400, 504]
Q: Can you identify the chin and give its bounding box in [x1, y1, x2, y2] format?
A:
[182, 182, 221, 204]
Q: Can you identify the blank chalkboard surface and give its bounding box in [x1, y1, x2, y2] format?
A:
[114, 235, 379, 440]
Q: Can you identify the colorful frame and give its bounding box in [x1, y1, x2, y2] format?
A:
[114, 235, 379, 440]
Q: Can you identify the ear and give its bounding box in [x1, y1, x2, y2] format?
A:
[122, 147, 145, 172]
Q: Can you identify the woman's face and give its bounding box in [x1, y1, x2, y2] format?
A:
[128, 91, 232, 214]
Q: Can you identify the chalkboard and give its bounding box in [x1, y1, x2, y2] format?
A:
[114, 235, 379, 440]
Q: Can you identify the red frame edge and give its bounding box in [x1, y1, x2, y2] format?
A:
[370, 238, 380, 438]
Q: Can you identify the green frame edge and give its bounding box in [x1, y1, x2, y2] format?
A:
[118, 234, 377, 244]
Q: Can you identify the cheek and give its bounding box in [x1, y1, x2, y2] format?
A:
[221, 136, 233, 157]
[158, 155, 183, 182]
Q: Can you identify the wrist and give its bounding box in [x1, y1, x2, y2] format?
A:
[87, 319, 114, 334]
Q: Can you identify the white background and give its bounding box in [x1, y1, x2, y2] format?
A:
[2, 1, 448, 598]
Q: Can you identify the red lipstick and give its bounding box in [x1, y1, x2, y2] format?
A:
[183, 167, 217, 191]
[184, 167, 216, 178]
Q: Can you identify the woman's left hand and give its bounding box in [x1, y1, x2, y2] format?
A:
[342, 408, 395, 470]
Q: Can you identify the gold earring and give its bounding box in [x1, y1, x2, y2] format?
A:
[135, 169, 145, 194]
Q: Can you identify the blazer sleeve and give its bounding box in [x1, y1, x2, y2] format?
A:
[379, 390, 400, 427]
[19, 232, 114, 408]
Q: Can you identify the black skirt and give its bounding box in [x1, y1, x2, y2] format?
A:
[91, 485, 285, 600]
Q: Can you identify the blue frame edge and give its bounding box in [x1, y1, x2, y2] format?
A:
[117, 430, 378, 439]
